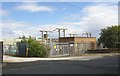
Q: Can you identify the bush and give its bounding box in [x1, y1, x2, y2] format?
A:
[21, 38, 50, 57]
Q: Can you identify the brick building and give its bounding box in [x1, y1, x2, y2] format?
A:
[59, 37, 96, 54]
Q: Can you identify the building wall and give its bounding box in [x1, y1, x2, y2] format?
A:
[59, 37, 96, 43]
[59, 37, 96, 50]
[59, 37, 74, 43]
[74, 37, 96, 43]
[75, 37, 96, 50]
[3, 39, 22, 45]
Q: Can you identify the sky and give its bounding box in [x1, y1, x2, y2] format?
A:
[0, 1, 118, 39]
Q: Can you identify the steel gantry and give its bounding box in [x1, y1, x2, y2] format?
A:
[69, 34, 78, 37]
[39, 30, 52, 41]
[54, 28, 67, 38]
[82, 32, 91, 37]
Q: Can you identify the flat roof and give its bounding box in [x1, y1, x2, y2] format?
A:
[59, 37, 96, 38]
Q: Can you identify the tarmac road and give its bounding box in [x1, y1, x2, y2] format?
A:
[2, 55, 119, 74]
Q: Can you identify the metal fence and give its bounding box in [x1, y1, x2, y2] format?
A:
[3, 42, 27, 57]
[3, 40, 92, 57]
[74, 43, 91, 55]
[49, 42, 70, 57]
[3, 43, 18, 56]
[49, 42, 91, 57]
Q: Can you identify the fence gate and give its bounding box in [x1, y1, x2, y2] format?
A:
[49, 42, 70, 57]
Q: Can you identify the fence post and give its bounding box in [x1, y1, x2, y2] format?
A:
[26, 48, 28, 57]
[0, 41, 3, 63]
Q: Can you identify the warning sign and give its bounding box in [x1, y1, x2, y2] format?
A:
[75, 43, 77, 47]
[54, 44, 56, 49]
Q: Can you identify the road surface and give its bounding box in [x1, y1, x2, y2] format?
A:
[2, 55, 119, 74]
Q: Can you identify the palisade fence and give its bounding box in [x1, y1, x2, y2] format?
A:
[3, 40, 91, 57]
[3, 42, 27, 57]
[3, 43, 18, 56]
[49, 42, 70, 57]
[48, 42, 91, 57]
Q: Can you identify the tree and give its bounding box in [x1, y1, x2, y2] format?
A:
[21, 37, 50, 57]
[98, 25, 120, 48]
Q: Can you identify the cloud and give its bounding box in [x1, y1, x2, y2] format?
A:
[1, 3, 118, 39]
[2, 20, 30, 29]
[1, 20, 57, 39]
[2, 0, 119, 2]
[61, 3, 118, 37]
[15, 3, 56, 12]
[0, 9, 9, 16]
[1, 20, 32, 39]
[1, 20, 78, 39]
